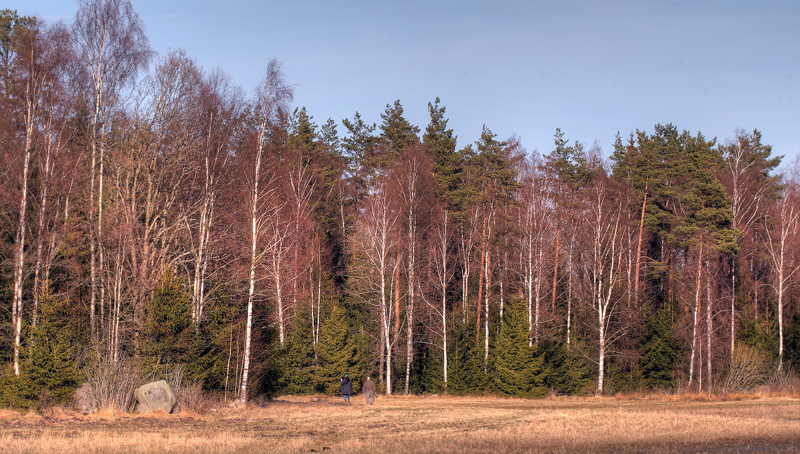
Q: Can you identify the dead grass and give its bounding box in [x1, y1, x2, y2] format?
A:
[0, 394, 798, 453]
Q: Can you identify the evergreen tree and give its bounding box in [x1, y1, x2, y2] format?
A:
[320, 118, 341, 156]
[16, 293, 82, 407]
[277, 308, 318, 395]
[547, 127, 591, 192]
[423, 97, 459, 205]
[415, 339, 445, 394]
[140, 271, 193, 375]
[379, 99, 420, 156]
[639, 304, 680, 390]
[184, 282, 238, 391]
[541, 340, 593, 396]
[781, 314, 800, 369]
[342, 111, 377, 203]
[315, 305, 367, 395]
[448, 318, 488, 394]
[287, 106, 318, 150]
[493, 299, 548, 397]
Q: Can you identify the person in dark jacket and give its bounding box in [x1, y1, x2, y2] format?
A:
[340, 374, 353, 402]
[362, 376, 376, 405]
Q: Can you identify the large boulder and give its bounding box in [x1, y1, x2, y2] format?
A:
[134, 380, 177, 414]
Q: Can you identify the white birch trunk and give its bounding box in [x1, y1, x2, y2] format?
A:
[706, 261, 713, 392]
[589, 186, 622, 395]
[11, 94, 35, 376]
[688, 244, 703, 388]
[763, 191, 800, 371]
[240, 113, 266, 404]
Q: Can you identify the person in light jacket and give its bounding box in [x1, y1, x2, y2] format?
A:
[362, 376, 376, 405]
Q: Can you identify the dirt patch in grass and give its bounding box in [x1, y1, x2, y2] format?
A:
[0, 395, 798, 453]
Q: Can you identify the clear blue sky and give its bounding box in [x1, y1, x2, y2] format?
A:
[10, 0, 800, 162]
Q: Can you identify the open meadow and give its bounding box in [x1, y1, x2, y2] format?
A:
[0, 394, 799, 453]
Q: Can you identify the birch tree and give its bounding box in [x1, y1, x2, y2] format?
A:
[111, 49, 202, 357]
[240, 59, 293, 403]
[762, 169, 800, 371]
[582, 172, 624, 394]
[6, 17, 76, 375]
[358, 179, 400, 395]
[28, 24, 75, 327]
[393, 145, 431, 394]
[427, 208, 454, 388]
[189, 69, 242, 327]
[72, 0, 151, 342]
[9, 16, 38, 376]
[516, 152, 551, 346]
[264, 194, 292, 346]
[721, 129, 780, 358]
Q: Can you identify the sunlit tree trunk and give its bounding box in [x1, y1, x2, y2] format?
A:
[688, 243, 703, 389]
[73, 0, 151, 345]
[11, 75, 34, 376]
[483, 205, 494, 364]
[706, 260, 713, 392]
[360, 181, 399, 395]
[763, 180, 800, 371]
[459, 209, 478, 323]
[587, 186, 622, 395]
[633, 185, 647, 305]
[240, 59, 292, 403]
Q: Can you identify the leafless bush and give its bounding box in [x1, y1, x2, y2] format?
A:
[765, 365, 800, 394]
[721, 344, 768, 393]
[161, 365, 218, 413]
[164, 363, 184, 392]
[176, 384, 218, 413]
[84, 353, 142, 411]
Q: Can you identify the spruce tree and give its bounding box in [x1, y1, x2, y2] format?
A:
[541, 340, 592, 396]
[287, 106, 318, 150]
[141, 271, 193, 375]
[184, 282, 238, 391]
[639, 304, 680, 390]
[277, 309, 318, 395]
[448, 318, 488, 395]
[18, 293, 82, 407]
[493, 300, 547, 397]
[315, 306, 366, 395]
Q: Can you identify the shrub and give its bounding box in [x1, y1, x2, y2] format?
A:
[83, 352, 142, 411]
[722, 343, 768, 393]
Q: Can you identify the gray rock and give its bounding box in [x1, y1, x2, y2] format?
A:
[134, 380, 177, 414]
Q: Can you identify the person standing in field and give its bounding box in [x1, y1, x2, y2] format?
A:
[362, 377, 376, 405]
[340, 374, 353, 403]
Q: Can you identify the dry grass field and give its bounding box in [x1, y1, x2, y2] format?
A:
[0, 394, 799, 453]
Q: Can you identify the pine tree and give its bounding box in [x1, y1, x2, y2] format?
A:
[379, 99, 420, 156]
[423, 97, 459, 205]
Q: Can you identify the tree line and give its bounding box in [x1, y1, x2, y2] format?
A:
[1, 0, 798, 408]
